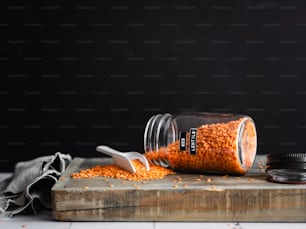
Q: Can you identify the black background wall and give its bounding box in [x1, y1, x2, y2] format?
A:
[2, 0, 306, 171]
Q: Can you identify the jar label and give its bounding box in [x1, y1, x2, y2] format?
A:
[179, 128, 197, 155]
[179, 132, 186, 151]
[189, 128, 197, 155]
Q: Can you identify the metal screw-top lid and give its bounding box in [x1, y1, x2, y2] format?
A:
[266, 153, 306, 184]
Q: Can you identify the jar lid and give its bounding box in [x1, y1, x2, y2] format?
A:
[266, 153, 306, 184]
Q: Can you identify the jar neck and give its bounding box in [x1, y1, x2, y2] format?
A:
[144, 113, 173, 152]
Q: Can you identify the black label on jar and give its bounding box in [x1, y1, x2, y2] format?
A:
[189, 128, 197, 155]
[179, 132, 186, 151]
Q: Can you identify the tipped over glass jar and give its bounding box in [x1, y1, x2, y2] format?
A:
[144, 112, 257, 175]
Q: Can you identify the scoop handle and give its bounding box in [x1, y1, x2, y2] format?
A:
[96, 145, 122, 157]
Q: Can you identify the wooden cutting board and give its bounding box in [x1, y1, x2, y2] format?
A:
[52, 155, 306, 222]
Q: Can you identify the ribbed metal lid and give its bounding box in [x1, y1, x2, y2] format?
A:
[266, 153, 306, 184]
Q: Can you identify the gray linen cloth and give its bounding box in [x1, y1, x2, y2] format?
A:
[0, 152, 71, 219]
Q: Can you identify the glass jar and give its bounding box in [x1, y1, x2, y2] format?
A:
[143, 112, 257, 175]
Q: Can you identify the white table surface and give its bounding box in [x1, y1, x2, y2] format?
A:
[1, 173, 306, 229]
[1, 211, 306, 229]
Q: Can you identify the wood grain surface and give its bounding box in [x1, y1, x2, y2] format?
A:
[52, 156, 306, 222]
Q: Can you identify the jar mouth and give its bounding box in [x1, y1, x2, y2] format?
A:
[144, 113, 172, 152]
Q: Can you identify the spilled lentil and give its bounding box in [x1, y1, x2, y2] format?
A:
[71, 159, 175, 181]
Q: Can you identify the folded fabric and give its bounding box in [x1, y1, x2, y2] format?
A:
[0, 152, 71, 220]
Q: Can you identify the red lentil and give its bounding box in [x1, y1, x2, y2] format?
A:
[71, 159, 175, 181]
